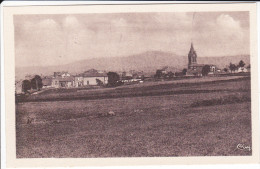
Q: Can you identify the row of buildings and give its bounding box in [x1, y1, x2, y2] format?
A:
[41, 69, 147, 89]
[42, 69, 108, 88]
[15, 68, 150, 94]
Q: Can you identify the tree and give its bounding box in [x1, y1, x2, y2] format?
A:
[223, 68, 228, 73]
[238, 60, 245, 68]
[31, 75, 43, 90]
[202, 65, 211, 76]
[96, 79, 103, 86]
[229, 63, 237, 73]
[167, 71, 174, 79]
[22, 80, 31, 93]
[182, 68, 187, 75]
[140, 75, 145, 81]
[154, 70, 163, 79]
[107, 72, 120, 87]
[247, 64, 251, 69]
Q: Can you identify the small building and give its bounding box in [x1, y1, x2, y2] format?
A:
[15, 81, 23, 94]
[74, 76, 84, 87]
[237, 67, 248, 73]
[52, 77, 74, 88]
[75, 69, 108, 87]
[208, 65, 217, 75]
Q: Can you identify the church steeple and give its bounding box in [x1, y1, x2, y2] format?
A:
[190, 43, 194, 52]
[188, 42, 197, 69]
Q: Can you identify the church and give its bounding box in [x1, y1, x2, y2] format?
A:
[187, 43, 216, 76]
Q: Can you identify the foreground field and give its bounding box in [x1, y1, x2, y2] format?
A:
[16, 77, 251, 157]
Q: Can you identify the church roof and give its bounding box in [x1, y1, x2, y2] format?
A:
[189, 43, 196, 54]
[190, 43, 194, 50]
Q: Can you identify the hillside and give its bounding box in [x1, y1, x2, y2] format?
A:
[15, 51, 250, 80]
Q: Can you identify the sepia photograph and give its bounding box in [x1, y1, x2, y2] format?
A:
[2, 2, 259, 167]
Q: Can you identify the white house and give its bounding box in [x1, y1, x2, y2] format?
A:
[75, 69, 108, 87]
[15, 81, 23, 94]
[83, 76, 108, 85]
[237, 67, 248, 73]
[51, 77, 74, 88]
[208, 65, 217, 75]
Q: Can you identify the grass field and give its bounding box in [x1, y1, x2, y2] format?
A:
[19, 76, 249, 102]
[16, 76, 252, 157]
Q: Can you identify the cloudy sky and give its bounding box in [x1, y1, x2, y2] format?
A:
[14, 12, 249, 67]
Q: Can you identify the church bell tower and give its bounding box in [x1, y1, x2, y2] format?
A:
[188, 43, 197, 69]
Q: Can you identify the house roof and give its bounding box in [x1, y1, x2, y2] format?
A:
[74, 69, 107, 78]
[83, 73, 107, 77]
[76, 70, 108, 77]
[53, 77, 74, 82]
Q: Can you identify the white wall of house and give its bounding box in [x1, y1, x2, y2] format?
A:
[52, 79, 60, 88]
[74, 77, 84, 87]
[83, 77, 108, 85]
[103, 77, 108, 84]
[42, 85, 52, 88]
[210, 65, 216, 72]
[67, 81, 73, 87]
[15, 84, 23, 94]
[237, 67, 248, 72]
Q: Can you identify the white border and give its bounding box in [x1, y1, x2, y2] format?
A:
[1, 1, 259, 6]
[257, 0, 260, 165]
[1, 1, 260, 169]
[1, 2, 6, 169]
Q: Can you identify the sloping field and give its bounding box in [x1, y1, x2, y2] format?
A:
[19, 76, 249, 102]
[16, 78, 251, 157]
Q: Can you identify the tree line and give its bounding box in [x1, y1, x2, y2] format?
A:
[226, 60, 249, 73]
[22, 75, 43, 93]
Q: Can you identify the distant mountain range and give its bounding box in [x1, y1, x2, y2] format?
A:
[15, 51, 250, 80]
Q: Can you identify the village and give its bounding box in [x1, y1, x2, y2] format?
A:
[13, 10, 254, 159]
[15, 43, 250, 95]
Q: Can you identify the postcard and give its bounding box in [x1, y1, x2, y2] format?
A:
[2, 2, 259, 167]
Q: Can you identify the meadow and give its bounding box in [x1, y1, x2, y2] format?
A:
[20, 76, 249, 102]
[16, 76, 252, 157]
